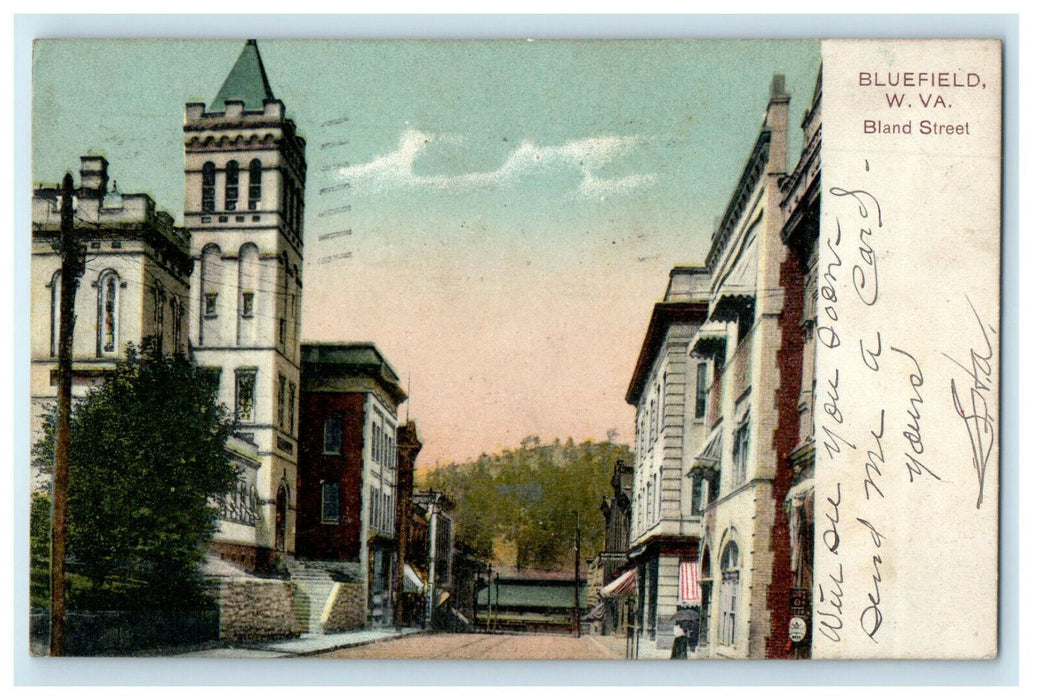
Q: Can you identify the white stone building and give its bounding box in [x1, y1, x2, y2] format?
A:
[624, 265, 711, 650]
[183, 40, 307, 570]
[30, 155, 193, 489]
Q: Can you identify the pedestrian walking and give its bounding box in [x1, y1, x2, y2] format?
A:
[670, 623, 688, 659]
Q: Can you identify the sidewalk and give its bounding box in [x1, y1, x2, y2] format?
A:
[176, 627, 426, 658]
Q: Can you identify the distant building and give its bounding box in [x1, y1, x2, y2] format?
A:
[625, 266, 711, 650]
[183, 40, 307, 570]
[475, 569, 587, 634]
[296, 342, 407, 628]
[593, 460, 633, 636]
[394, 420, 423, 627]
[30, 155, 193, 489]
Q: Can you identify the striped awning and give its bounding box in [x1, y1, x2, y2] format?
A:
[600, 567, 637, 598]
[679, 559, 701, 604]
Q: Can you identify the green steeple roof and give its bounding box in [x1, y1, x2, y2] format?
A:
[209, 39, 275, 112]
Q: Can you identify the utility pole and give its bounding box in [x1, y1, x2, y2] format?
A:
[573, 509, 581, 638]
[51, 173, 83, 656]
[486, 562, 492, 632]
[425, 493, 439, 630]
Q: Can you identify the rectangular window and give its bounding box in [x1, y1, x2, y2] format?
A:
[321, 482, 340, 524]
[369, 486, 379, 528]
[288, 382, 296, 433]
[371, 422, 379, 462]
[241, 291, 254, 318]
[695, 362, 709, 419]
[323, 414, 343, 455]
[279, 318, 287, 345]
[204, 293, 218, 318]
[277, 374, 286, 429]
[235, 369, 256, 423]
[733, 422, 750, 486]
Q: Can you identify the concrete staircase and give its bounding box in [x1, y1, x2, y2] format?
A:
[285, 557, 336, 635]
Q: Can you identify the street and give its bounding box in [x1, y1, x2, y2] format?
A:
[318, 632, 624, 660]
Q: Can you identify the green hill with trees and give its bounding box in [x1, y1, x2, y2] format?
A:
[420, 437, 633, 571]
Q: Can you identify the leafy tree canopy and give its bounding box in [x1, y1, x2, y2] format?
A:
[33, 341, 238, 611]
[421, 437, 633, 571]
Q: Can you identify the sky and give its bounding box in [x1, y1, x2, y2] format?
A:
[31, 39, 820, 468]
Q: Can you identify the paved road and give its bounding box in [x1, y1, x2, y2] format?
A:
[318, 632, 624, 660]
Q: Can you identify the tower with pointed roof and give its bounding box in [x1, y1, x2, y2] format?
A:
[184, 40, 306, 569]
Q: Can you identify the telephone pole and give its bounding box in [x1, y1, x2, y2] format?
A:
[50, 172, 84, 656]
[573, 509, 581, 638]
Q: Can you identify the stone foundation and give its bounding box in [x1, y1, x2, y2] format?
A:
[322, 581, 367, 632]
[219, 578, 302, 641]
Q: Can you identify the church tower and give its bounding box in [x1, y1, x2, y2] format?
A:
[184, 40, 306, 568]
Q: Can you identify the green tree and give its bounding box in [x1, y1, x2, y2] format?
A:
[32, 342, 237, 611]
[421, 438, 633, 571]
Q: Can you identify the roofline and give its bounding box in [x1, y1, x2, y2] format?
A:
[625, 301, 708, 406]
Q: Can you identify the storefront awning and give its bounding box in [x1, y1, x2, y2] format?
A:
[601, 567, 637, 598]
[693, 430, 723, 469]
[679, 559, 701, 604]
[403, 563, 425, 593]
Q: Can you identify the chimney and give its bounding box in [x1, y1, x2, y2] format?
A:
[79, 156, 109, 196]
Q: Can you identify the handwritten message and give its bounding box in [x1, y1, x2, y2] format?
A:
[815, 40, 1000, 659]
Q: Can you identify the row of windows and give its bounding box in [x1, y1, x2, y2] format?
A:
[227, 367, 296, 430]
[199, 244, 299, 351]
[368, 486, 395, 535]
[49, 270, 185, 359]
[371, 420, 396, 470]
[201, 159, 262, 213]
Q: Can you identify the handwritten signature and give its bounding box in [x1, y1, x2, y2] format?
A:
[943, 296, 997, 509]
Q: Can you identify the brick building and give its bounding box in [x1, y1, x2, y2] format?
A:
[296, 342, 407, 628]
[777, 68, 821, 659]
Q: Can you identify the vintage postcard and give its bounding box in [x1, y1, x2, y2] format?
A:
[25, 36, 1002, 663]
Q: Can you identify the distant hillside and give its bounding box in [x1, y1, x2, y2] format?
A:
[420, 437, 633, 571]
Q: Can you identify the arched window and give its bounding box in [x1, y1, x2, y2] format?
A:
[720, 540, 740, 646]
[49, 270, 61, 357]
[225, 160, 239, 211]
[97, 270, 120, 356]
[248, 159, 262, 210]
[201, 162, 216, 212]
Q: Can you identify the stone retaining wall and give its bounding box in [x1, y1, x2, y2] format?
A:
[219, 578, 302, 641]
[323, 581, 367, 632]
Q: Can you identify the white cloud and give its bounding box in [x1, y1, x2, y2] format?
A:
[337, 128, 656, 198]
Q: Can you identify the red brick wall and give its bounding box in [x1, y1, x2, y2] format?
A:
[296, 391, 366, 560]
[764, 245, 806, 659]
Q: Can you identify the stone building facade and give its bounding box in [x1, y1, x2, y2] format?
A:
[30, 155, 193, 489]
[183, 40, 307, 570]
[624, 73, 820, 659]
[625, 265, 711, 650]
